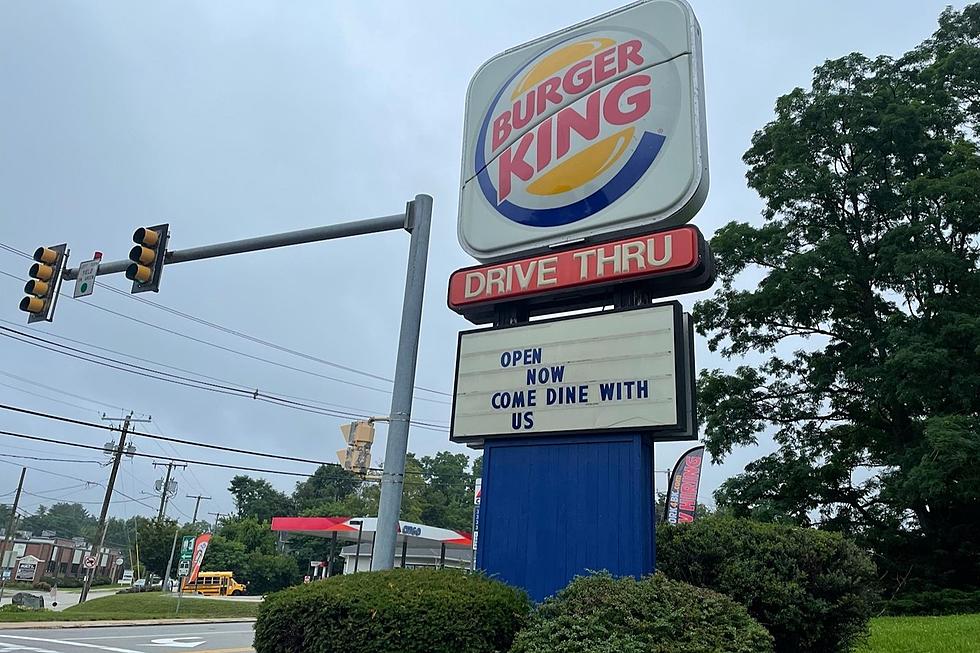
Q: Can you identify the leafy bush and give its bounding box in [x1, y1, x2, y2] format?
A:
[240, 553, 301, 594]
[510, 573, 773, 653]
[881, 589, 980, 616]
[657, 516, 876, 653]
[31, 581, 51, 592]
[254, 569, 530, 653]
[38, 576, 113, 588]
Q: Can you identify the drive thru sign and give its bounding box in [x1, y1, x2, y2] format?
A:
[457, 0, 707, 261]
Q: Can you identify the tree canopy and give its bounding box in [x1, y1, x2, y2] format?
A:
[697, 4, 980, 594]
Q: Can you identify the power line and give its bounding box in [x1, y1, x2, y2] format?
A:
[0, 456, 161, 514]
[0, 402, 345, 468]
[0, 369, 147, 417]
[0, 317, 445, 425]
[95, 280, 451, 397]
[0, 324, 450, 432]
[0, 379, 98, 415]
[0, 241, 449, 398]
[0, 452, 105, 465]
[0, 427, 318, 478]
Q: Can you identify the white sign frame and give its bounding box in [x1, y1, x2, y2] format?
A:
[450, 303, 696, 446]
[457, 0, 708, 262]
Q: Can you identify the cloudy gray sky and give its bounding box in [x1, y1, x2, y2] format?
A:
[0, 0, 967, 526]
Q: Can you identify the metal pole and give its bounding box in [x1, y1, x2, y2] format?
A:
[401, 540, 408, 569]
[79, 415, 131, 603]
[440, 543, 446, 569]
[0, 468, 26, 602]
[372, 194, 431, 571]
[327, 531, 337, 578]
[353, 520, 364, 574]
[161, 526, 179, 594]
[64, 213, 406, 279]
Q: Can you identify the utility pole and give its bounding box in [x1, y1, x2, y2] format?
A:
[152, 462, 186, 521]
[208, 512, 224, 532]
[186, 495, 211, 524]
[79, 413, 148, 604]
[0, 468, 26, 603]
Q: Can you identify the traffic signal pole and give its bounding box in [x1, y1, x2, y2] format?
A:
[60, 195, 433, 571]
[372, 194, 431, 570]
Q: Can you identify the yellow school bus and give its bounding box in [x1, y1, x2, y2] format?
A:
[182, 571, 247, 596]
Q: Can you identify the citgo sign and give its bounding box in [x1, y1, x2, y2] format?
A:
[459, 0, 707, 262]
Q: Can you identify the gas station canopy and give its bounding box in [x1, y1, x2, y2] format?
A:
[270, 516, 473, 549]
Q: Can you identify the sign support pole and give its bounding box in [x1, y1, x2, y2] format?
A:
[373, 195, 432, 570]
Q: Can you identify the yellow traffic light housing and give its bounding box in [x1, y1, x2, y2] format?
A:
[338, 420, 376, 475]
[125, 224, 169, 293]
[19, 244, 68, 323]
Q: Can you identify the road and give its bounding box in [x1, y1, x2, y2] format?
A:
[0, 623, 255, 652]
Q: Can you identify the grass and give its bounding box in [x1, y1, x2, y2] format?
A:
[0, 592, 259, 623]
[861, 614, 980, 653]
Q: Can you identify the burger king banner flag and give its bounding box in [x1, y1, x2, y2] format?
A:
[458, 0, 707, 262]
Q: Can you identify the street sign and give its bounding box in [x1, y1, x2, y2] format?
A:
[458, 0, 707, 262]
[73, 257, 101, 298]
[180, 535, 195, 561]
[451, 303, 695, 444]
[177, 559, 191, 577]
[82, 555, 97, 570]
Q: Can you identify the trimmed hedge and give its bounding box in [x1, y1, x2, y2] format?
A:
[510, 573, 773, 653]
[881, 589, 980, 616]
[657, 516, 877, 653]
[254, 568, 530, 653]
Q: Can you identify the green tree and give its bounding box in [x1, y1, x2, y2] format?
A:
[228, 476, 294, 523]
[21, 503, 95, 538]
[135, 518, 194, 578]
[292, 465, 361, 513]
[696, 4, 980, 595]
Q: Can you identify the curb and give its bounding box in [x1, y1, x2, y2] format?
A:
[0, 618, 256, 630]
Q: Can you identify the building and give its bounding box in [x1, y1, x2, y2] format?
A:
[0, 533, 125, 585]
[338, 544, 471, 574]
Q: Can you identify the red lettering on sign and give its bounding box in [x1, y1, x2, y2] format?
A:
[448, 226, 700, 308]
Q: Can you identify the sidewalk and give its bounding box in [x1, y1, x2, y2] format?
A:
[0, 617, 256, 630]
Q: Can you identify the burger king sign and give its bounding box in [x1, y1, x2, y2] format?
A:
[458, 0, 707, 262]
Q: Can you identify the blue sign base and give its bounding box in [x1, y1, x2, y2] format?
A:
[476, 432, 655, 602]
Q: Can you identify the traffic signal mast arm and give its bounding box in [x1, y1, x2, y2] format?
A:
[53, 195, 432, 572]
[62, 211, 411, 281]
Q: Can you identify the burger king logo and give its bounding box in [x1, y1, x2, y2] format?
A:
[475, 29, 681, 228]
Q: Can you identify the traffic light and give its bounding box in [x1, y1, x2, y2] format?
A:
[338, 420, 375, 474]
[125, 224, 169, 293]
[19, 244, 68, 323]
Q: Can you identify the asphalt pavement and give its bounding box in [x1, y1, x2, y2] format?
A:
[0, 622, 255, 652]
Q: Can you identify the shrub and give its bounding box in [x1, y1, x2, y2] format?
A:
[254, 568, 530, 653]
[510, 573, 773, 653]
[32, 581, 51, 592]
[657, 516, 877, 653]
[881, 589, 980, 616]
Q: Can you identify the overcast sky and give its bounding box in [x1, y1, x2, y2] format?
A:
[0, 0, 967, 528]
